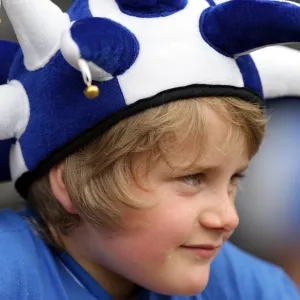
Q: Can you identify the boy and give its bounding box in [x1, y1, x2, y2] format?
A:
[0, 0, 299, 299]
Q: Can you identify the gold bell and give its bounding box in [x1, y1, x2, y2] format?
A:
[84, 85, 100, 100]
[78, 58, 100, 99]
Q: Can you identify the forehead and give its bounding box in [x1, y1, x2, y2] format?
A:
[167, 106, 249, 168]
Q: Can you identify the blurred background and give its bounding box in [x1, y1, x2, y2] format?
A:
[1, 0, 300, 288]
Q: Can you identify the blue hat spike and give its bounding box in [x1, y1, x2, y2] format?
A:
[201, 0, 300, 57]
[117, 0, 186, 9]
[0, 41, 19, 84]
[115, 0, 188, 15]
[117, 0, 187, 10]
[60, 17, 139, 99]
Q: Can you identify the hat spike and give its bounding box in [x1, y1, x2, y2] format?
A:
[2, 0, 69, 71]
[201, 0, 300, 57]
[0, 82, 30, 139]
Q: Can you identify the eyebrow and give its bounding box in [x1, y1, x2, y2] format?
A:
[173, 164, 249, 174]
[235, 165, 249, 173]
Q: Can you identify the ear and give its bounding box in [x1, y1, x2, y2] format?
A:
[49, 162, 78, 214]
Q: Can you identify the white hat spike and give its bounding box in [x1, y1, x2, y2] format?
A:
[0, 81, 30, 140]
[1, 0, 70, 71]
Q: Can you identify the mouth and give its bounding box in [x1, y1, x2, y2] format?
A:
[180, 244, 221, 259]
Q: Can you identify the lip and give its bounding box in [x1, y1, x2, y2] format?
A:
[180, 244, 221, 259]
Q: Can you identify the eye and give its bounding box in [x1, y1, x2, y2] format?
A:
[230, 173, 246, 186]
[181, 173, 205, 186]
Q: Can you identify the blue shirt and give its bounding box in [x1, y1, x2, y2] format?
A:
[0, 208, 299, 300]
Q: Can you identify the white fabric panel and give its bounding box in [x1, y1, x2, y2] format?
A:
[0, 80, 30, 139]
[252, 46, 300, 99]
[89, 0, 244, 105]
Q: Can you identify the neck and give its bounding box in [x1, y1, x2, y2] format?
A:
[76, 256, 138, 299]
[60, 235, 137, 299]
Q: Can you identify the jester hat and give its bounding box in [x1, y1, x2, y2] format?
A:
[1, 0, 300, 197]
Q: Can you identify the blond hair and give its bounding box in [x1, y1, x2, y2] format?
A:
[28, 97, 266, 248]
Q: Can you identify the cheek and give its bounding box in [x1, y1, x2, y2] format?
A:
[111, 198, 198, 263]
[79, 190, 213, 295]
[85, 183, 203, 271]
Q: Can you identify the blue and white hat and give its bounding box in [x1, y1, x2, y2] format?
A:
[1, 0, 300, 197]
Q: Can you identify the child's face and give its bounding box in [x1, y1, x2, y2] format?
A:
[66, 108, 249, 296]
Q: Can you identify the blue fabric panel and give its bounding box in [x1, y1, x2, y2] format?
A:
[68, 0, 92, 21]
[205, 0, 215, 6]
[9, 51, 126, 170]
[0, 139, 14, 182]
[115, 0, 187, 17]
[200, 0, 300, 56]
[0, 41, 20, 182]
[0, 41, 19, 84]
[71, 18, 139, 75]
[236, 55, 263, 98]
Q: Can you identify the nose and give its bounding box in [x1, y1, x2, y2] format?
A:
[199, 193, 239, 232]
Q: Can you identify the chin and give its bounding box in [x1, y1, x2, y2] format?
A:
[153, 268, 210, 296]
[174, 278, 209, 296]
[158, 281, 209, 296]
